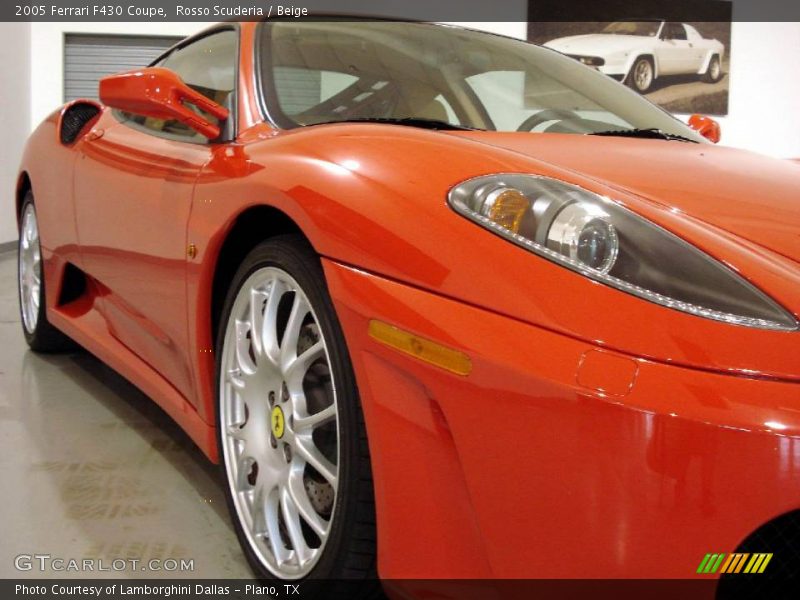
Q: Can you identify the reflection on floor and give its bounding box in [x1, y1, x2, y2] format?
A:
[0, 249, 252, 579]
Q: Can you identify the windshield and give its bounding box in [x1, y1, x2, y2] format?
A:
[601, 21, 662, 36]
[258, 21, 703, 141]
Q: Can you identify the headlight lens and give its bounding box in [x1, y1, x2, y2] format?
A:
[576, 55, 605, 67]
[544, 201, 618, 273]
[448, 174, 798, 331]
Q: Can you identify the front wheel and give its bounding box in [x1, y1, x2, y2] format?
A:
[703, 55, 722, 83]
[18, 193, 74, 352]
[627, 57, 654, 93]
[216, 236, 379, 595]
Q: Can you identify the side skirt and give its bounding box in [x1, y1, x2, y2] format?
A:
[48, 298, 218, 462]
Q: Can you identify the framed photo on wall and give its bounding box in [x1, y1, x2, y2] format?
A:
[528, 1, 732, 115]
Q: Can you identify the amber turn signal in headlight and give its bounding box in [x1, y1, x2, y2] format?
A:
[368, 320, 472, 376]
[482, 188, 529, 234]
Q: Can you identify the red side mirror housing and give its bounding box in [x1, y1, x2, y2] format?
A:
[99, 67, 229, 139]
[688, 114, 721, 144]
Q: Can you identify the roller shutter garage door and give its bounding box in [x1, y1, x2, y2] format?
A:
[64, 34, 181, 102]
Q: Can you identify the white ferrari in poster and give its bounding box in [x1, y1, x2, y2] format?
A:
[537, 20, 729, 114]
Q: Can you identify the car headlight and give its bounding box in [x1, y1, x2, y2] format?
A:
[576, 55, 605, 67]
[448, 174, 798, 331]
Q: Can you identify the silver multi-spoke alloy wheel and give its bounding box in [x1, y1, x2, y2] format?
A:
[632, 58, 653, 92]
[220, 266, 339, 579]
[19, 203, 42, 334]
[710, 58, 721, 80]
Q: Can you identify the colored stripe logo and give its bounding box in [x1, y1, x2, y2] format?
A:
[696, 553, 773, 574]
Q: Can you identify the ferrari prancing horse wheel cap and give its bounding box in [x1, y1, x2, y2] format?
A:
[271, 405, 285, 439]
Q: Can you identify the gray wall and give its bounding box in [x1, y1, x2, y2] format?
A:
[0, 23, 31, 245]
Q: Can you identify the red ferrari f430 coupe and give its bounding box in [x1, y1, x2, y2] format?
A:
[16, 18, 800, 594]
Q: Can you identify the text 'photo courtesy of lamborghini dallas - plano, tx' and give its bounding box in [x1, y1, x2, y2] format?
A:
[14, 18, 800, 595]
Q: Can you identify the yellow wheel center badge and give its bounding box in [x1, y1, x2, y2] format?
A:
[271, 406, 285, 439]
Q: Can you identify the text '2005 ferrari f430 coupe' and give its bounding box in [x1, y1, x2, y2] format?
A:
[15, 18, 800, 596]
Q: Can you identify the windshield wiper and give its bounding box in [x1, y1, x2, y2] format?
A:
[589, 128, 698, 142]
[311, 117, 479, 131]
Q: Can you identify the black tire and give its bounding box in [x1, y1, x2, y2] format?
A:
[702, 55, 722, 83]
[18, 193, 75, 353]
[626, 56, 654, 93]
[215, 235, 381, 598]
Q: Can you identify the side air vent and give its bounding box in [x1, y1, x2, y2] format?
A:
[59, 102, 101, 145]
[57, 262, 87, 306]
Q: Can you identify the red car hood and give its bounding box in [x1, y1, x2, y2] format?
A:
[454, 132, 800, 265]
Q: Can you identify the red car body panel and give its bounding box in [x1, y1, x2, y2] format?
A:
[15, 21, 800, 579]
[326, 260, 800, 578]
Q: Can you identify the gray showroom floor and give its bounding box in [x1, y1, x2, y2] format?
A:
[0, 249, 253, 579]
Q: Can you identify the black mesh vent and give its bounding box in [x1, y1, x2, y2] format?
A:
[60, 102, 100, 144]
[57, 263, 87, 306]
[717, 510, 800, 599]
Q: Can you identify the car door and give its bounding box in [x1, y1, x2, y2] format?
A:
[683, 25, 711, 72]
[657, 23, 694, 75]
[73, 28, 238, 404]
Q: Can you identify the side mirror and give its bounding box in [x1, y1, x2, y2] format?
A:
[99, 67, 229, 139]
[688, 114, 721, 143]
